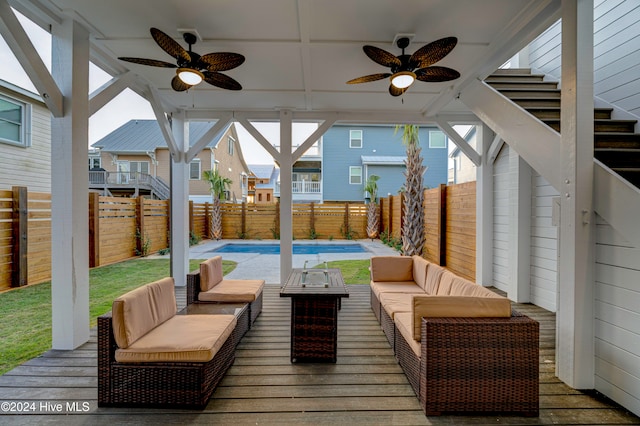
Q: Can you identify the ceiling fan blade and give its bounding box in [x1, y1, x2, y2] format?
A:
[203, 71, 242, 90]
[346, 73, 392, 84]
[198, 52, 246, 71]
[416, 66, 461, 82]
[118, 57, 178, 68]
[410, 36, 457, 68]
[363, 45, 401, 68]
[171, 75, 192, 92]
[150, 27, 191, 63]
[389, 84, 406, 97]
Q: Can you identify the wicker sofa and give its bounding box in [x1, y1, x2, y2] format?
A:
[187, 256, 264, 329]
[98, 277, 237, 409]
[370, 256, 540, 416]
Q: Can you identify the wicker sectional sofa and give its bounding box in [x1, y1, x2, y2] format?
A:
[370, 256, 540, 416]
[98, 277, 237, 409]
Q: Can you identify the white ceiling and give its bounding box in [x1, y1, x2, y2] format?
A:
[21, 0, 560, 120]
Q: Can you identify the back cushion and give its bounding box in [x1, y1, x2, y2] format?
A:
[411, 256, 429, 291]
[200, 256, 224, 291]
[436, 271, 458, 295]
[112, 277, 177, 349]
[370, 256, 413, 282]
[424, 263, 446, 295]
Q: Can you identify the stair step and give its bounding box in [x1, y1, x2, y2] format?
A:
[486, 74, 546, 83]
[541, 119, 637, 133]
[512, 98, 561, 108]
[595, 133, 640, 148]
[498, 88, 561, 98]
[595, 148, 640, 167]
[487, 81, 558, 90]
[525, 107, 614, 120]
[492, 68, 532, 75]
[613, 169, 640, 187]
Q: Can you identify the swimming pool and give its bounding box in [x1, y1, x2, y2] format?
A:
[210, 243, 367, 255]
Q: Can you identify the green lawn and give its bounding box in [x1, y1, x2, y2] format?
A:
[0, 258, 235, 375]
[314, 259, 371, 284]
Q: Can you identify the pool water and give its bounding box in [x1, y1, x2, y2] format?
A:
[210, 243, 366, 255]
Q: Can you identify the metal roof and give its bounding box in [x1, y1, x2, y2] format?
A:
[249, 164, 276, 179]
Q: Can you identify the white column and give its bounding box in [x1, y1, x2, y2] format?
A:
[557, 0, 595, 388]
[508, 150, 532, 303]
[476, 124, 494, 287]
[50, 19, 90, 349]
[170, 112, 190, 287]
[279, 110, 293, 281]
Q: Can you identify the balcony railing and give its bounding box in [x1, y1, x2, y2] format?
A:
[275, 181, 321, 194]
[89, 171, 170, 199]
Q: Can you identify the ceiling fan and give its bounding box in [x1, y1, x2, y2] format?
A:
[347, 36, 460, 96]
[118, 28, 245, 92]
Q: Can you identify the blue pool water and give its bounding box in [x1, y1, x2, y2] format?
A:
[211, 243, 366, 255]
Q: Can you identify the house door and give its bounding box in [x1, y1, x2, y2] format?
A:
[117, 161, 130, 184]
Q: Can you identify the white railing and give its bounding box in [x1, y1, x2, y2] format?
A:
[88, 171, 170, 199]
[275, 181, 321, 194]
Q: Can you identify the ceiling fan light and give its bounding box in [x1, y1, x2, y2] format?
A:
[391, 71, 416, 89]
[177, 68, 204, 85]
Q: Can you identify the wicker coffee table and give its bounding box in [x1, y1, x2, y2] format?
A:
[280, 268, 349, 363]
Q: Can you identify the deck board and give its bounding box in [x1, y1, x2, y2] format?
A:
[0, 284, 639, 424]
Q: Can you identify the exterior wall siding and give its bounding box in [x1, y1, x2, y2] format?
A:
[530, 172, 559, 312]
[594, 214, 640, 417]
[0, 89, 51, 193]
[528, 1, 640, 117]
[492, 144, 510, 292]
[322, 125, 449, 202]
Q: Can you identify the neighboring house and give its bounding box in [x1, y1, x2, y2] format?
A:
[247, 164, 277, 204]
[90, 120, 250, 202]
[448, 126, 477, 184]
[0, 79, 51, 193]
[321, 124, 449, 202]
[274, 139, 322, 203]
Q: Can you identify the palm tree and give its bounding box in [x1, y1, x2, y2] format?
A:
[203, 169, 232, 240]
[397, 124, 425, 256]
[364, 174, 380, 239]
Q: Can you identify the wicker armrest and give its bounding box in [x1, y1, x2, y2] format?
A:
[419, 310, 539, 416]
[97, 312, 116, 406]
[186, 271, 201, 305]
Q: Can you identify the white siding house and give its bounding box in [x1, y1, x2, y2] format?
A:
[0, 79, 51, 192]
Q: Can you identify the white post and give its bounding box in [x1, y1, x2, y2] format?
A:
[508, 150, 532, 303]
[50, 19, 90, 349]
[170, 112, 190, 286]
[279, 110, 293, 281]
[476, 124, 494, 287]
[557, 0, 595, 388]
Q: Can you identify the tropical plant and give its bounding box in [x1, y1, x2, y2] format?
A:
[364, 174, 380, 239]
[203, 169, 232, 240]
[396, 124, 425, 256]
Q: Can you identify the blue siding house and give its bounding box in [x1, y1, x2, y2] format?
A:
[321, 125, 449, 202]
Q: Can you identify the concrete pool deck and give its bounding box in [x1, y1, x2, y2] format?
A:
[183, 239, 400, 284]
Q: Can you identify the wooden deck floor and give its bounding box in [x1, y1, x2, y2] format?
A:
[1, 284, 639, 425]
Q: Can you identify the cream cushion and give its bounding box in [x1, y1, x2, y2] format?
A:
[371, 281, 426, 299]
[411, 256, 430, 291]
[200, 256, 224, 292]
[370, 256, 413, 282]
[394, 312, 421, 357]
[199, 279, 264, 303]
[424, 263, 446, 295]
[115, 314, 236, 363]
[435, 271, 459, 295]
[112, 277, 176, 349]
[379, 292, 414, 319]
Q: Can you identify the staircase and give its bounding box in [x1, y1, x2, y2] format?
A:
[485, 68, 640, 188]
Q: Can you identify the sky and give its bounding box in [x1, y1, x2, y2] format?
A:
[0, 9, 312, 165]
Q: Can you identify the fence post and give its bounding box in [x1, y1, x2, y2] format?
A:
[399, 193, 405, 242]
[388, 195, 393, 237]
[343, 203, 350, 237]
[274, 201, 280, 238]
[189, 200, 194, 236]
[204, 202, 210, 239]
[310, 202, 315, 234]
[136, 196, 145, 255]
[89, 193, 100, 267]
[241, 201, 246, 237]
[11, 186, 27, 287]
[439, 183, 447, 265]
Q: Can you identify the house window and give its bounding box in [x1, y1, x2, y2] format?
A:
[258, 194, 262, 202]
[349, 130, 363, 148]
[267, 193, 271, 202]
[228, 136, 234, 156]
[349, 166, 362, 184]
[429, 131, 447, 148]
[0, 95, 30, 147]
[130, 161, 149, 176]
[88, 157, 101, 169]
[189, 159, 201, 180]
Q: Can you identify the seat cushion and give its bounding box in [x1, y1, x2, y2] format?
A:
[394, 312, 421, 357]
[371, 281, 425, 299]
[115, 314, 237, 363]
[112, 277, 176, 349]
[370, 256, 413, 282]
[199, 279, 265, 303]
[200, 256, 224, 292]
[379, 292, 414, 319]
